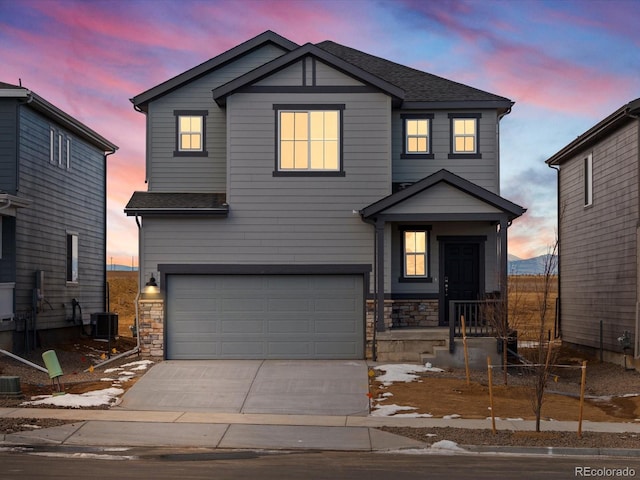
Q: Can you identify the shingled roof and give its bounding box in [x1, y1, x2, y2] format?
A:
[125, 192, 228, 216]
[316, 41, 513, 110]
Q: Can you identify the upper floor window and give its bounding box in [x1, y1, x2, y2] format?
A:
[584, 153, 593, 207]
[174, 110, 208, 156]
[273, 104, 345, 176]
[448, 113, 482, 159]
[49, 128, 71, 169]
[400, 226, 432, 282]
[401, 114, 434, 159]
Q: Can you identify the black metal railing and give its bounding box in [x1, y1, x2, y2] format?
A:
[449, 300, 501, 352]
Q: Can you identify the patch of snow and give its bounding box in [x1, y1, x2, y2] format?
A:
[371, 403, 433, 417]
[506, 418, 524, 421]
[381, 392, 393, 397]
[20, 424, 41, 429]
[29, 452, 137, 461]
[622, 393, 640, 398]
[376, 364, 443, 385]
[120, 360, 154, 370]
[21, 387, 124, 408]
[443, 414, 461, 420]
[431, 440, 467, 452]
[100, 378, 114, 382]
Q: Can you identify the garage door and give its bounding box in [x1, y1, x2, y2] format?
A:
[166, 274, 364, 359]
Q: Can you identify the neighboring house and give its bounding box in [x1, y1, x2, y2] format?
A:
[547, 99, 640, 369]
[0, 81, 118, 352]
[125, 31, 525, 362]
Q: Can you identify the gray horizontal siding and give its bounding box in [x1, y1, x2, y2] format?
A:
[148, 44, 287, 192]
[558, 120, 638, 352]
[140, 90, 392, 288]
[15, 106, 106, 329]
[0, 100, 18, 193]
[392, 110, 499, 192]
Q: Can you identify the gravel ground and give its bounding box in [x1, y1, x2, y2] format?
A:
[0, 336, 144, 433]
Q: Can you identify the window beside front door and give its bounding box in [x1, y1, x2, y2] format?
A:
[400, 226, 432, 282]
[174, 110, 208, 156]
[274, 104, 345, 176]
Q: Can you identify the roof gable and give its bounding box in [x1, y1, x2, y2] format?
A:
[132, 30, 299, 110]
[212, 43, 405, 107]
[361, 169, 525, 220]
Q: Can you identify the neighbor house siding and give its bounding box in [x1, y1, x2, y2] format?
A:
[14, 106, 106, 328]
[0, 100, 18, 193]
[559, 120, 639, 352]
[147, 44, 288, 192]
[392, 110, 499, 193]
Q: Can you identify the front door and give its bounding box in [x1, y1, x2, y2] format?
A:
[441, 242, 480, 326]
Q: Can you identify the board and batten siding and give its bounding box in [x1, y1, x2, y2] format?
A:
[14, 106, 106, 329]
[558, 120, 639, 352]
[140, 90, 392, 288]
[147, 44, 288, 193]
[392, 110, 500, 193]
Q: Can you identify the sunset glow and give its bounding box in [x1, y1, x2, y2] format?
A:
[1, 0, 637, 263]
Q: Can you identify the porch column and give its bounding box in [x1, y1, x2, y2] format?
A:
[376, 218, 386, 332]
[499, 217, 508, 300]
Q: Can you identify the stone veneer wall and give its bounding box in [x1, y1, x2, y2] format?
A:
[138, 299, 164, 358]
[366, 299, 440, 358]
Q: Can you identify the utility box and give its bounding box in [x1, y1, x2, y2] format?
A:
[91, 312, 118, 339]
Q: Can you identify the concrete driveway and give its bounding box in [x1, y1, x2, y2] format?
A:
[118, 360, 370, 416]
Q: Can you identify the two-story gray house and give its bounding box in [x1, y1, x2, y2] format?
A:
[126, 31, 525, 361]
[547, 99, 640, 370]
[0, 81, 117, 352]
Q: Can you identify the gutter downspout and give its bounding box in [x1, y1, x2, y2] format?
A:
[548, 163, 561, 339]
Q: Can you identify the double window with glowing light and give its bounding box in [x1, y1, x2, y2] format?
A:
[401, 114, 434, 159]
[274, 104, 344, 176]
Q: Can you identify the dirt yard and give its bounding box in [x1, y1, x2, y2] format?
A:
[372, 346, 640, 423]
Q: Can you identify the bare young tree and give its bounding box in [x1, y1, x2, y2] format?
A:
[529, 239, 559, 432]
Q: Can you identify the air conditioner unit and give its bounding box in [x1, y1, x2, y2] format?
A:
[91, 312, 118, 339]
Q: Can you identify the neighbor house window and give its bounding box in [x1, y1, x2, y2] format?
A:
[449, 113, 482, 159]
[584, 153, 593, 207]
[174, 110, 208, 156]
[66, 138, 71, 169]
[274, 104, 344, 176]
[66, 233, 78, 283]
[401, 226, 432, 281]
[50, 128, 55, 164]
[401, 114, 434, 159]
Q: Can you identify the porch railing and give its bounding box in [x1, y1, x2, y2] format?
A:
[449, 299, 501, 353]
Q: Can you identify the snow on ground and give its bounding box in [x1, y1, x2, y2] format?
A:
[375, 363, 444, 386]
[22, 388, 124, 408]
[372, 362, 444, 418]
[371, 404, 434, 417]
[19, 359, 154, 408]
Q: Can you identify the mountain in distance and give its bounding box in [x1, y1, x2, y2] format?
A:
[508, 254, 558, 275]
[106, 264, 138, 271]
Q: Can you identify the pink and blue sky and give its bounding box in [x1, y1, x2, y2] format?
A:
[1, 0, 638, 264]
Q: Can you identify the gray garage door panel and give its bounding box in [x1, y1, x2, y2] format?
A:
[166, 274, 364, 359]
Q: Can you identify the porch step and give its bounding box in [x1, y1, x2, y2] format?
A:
[422, 337, 502, 369]
[376, 328, 449, 363]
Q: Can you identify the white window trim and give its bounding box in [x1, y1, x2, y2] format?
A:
[66, 232, 79, 284]
[584, 153, 593, 207]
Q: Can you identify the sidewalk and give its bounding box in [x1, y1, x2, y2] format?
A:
[2, 406, 640, 456]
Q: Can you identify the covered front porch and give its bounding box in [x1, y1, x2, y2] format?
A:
[360, 170, 526, 363]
